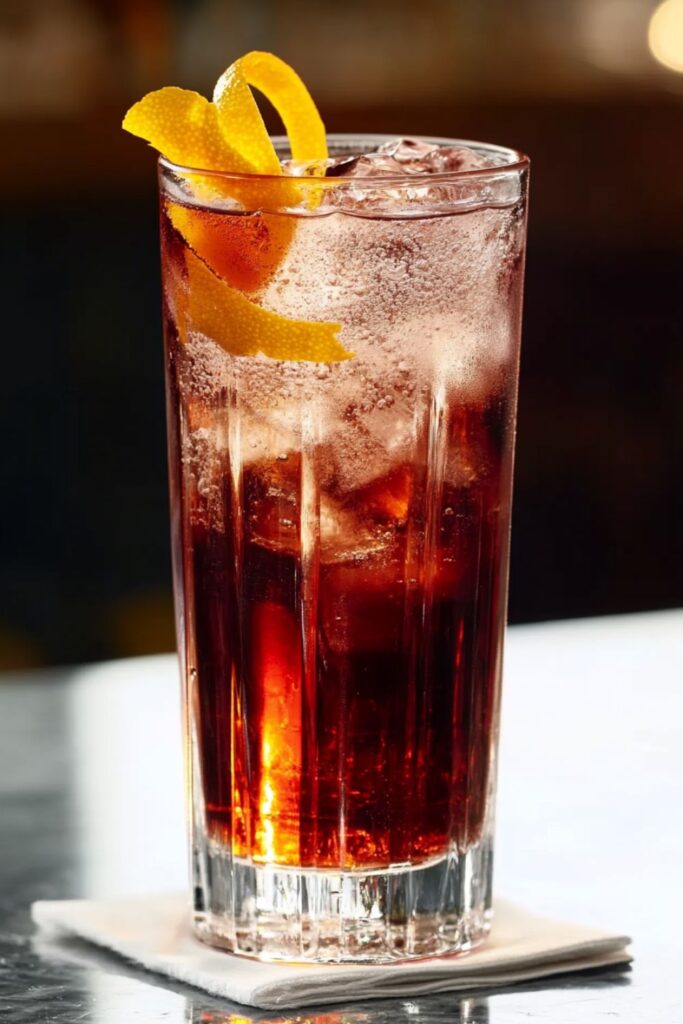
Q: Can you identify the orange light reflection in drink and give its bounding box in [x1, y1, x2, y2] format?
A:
[251, 600, 302, 865]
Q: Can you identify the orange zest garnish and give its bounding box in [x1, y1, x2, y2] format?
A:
[123, 86, 253, 175]
[166, 201, 294, 293]
[212, 51, 327, 170]
[122, 52, 325, 175]
[123, 51, 351, 363]
[173, 249, 351, 364]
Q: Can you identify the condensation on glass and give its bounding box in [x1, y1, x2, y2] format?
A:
[160, 136, 529, 962]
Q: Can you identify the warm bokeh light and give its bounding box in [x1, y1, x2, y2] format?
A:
[648, 0, 683, 72]
[579, 0, 650, 74]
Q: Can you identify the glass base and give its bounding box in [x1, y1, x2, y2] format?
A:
[192, 836, 493, 963]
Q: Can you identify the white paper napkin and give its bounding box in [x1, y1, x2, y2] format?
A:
[31, 894, 631, 1010]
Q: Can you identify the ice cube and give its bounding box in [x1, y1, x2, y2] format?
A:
[322, 141, 497, 216]
[346, 465, 413, 525]
[240, 403, 301, 465]
[375, 137, 440, 165]
[283, 139, 490, 185]
[320, 554, 405, 654]
[283, 152, 405, 179]
[322, 139, 491, 179]
[319, 493, 386, 561]
[376, 138, 490, 175]
[279, 157, 329, 177]
[326, 153, 403, 178]
[243, 455, 301, 554]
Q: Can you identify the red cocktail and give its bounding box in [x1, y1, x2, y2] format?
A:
[159, 133, 528, 961]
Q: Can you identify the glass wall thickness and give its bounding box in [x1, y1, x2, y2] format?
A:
[161, 136, 529, 963]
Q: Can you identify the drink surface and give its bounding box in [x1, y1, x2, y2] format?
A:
[162, 139, 526, 871]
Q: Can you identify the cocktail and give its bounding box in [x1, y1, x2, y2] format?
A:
[124, 53, 529, 963]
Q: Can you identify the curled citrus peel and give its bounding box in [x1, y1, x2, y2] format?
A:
[174, 249, 347, 363]
[123, 51, 350, 363]
[165, 202, 292, 294]
[212, 51, 327, 173]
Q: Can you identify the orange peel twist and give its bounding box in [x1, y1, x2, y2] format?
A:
[123, 52, 350, 363]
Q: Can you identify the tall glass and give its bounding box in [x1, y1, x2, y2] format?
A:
[160, 136, 529, 963]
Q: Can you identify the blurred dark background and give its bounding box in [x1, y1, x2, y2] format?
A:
[2, 0, 682, 669]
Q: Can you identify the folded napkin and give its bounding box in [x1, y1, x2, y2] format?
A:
[32, 894, 631, 1010]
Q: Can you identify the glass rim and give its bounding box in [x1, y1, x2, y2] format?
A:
[158, 133, 529, 186]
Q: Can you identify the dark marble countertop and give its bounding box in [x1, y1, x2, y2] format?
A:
[1, 610, 681, 1022]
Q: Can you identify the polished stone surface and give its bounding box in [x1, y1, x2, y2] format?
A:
[1, 610, 681, 1022]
